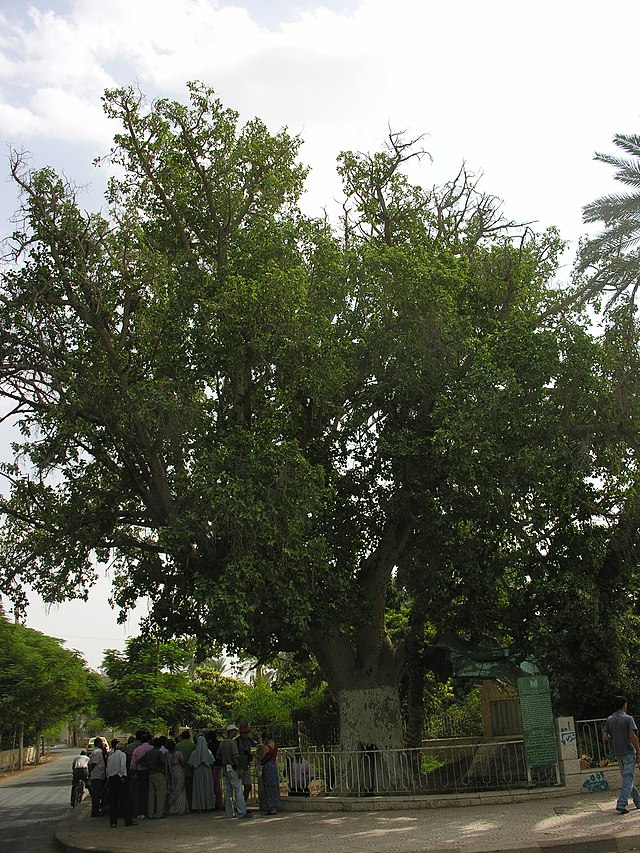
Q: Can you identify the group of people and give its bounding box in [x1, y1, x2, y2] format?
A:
[69, 697, 640, 825]
[73, 723, 284, 826]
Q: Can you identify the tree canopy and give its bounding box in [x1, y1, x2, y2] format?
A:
[97, 634, 327, 735]
[99, 637, 209, 732]
[1, 84, 639, 743]
[0, 612, 93, 743]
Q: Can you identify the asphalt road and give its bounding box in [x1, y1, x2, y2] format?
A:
[0, 747, 76, 853]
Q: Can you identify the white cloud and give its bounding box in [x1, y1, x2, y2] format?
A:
[0, 0, 638, 247]
[0, 101, 41, 137]
[0, 0, 637, 327]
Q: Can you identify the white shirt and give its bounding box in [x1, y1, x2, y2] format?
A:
[72, 754, 90, 770]
[106, 748, 127, 778]
[89, 747, 106, 780]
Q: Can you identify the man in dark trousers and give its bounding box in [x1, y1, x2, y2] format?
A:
[603, 695, 640, 814]
[106, 740, 137, 827]
[139, 737, 167, 819]
[88, 737, 108, 817]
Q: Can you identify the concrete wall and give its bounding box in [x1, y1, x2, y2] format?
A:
[479, 680, 520, 737]
[0, 746, 37, 772]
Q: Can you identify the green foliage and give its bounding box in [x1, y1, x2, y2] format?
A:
[231, 674, 326, 730]
[423, 682, 483, 739]
[102, 638, 196, 681]
[97, 637, 329, 737]
[0, 614, 94, 740]
[420, 753, 446, 774]
[191, 667, 246, 730]
[2, 86, 640, 740]
[98, 636, 202, 732]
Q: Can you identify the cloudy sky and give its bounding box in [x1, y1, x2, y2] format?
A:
[1, 0, 639, 670]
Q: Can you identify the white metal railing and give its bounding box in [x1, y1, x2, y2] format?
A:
[275, 741, 557, 797]
[575, 718, 616, 767]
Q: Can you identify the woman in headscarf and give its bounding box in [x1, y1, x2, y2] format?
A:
[188, 734, 215, 812]
[164, 739, 189, 815]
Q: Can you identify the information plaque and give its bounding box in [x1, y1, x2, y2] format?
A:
[517, 675, 558, 768]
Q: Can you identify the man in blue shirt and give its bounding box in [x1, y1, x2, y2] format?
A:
[603, 696, 640, 814]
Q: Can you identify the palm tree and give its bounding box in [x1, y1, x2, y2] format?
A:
[578, 133, 640, 305]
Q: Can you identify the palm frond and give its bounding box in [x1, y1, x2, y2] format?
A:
[583, 223, 640, 258]
[612, 133, 640, 159]
[575, 250, 640, 308]
[593, 154, 640, 189]
[579, 131, 640, 308]
[583, 193, 640, 224]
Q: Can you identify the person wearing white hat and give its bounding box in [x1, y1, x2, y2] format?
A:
[216, 725, 252, 819]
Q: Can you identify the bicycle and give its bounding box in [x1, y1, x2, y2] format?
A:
[71, 775, 86, 808]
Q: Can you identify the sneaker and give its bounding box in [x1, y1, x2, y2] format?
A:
[616, 808, 629, 815]
[238, 812, 253, 819]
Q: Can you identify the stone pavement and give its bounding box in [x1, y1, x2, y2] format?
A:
[52, 790, 640, 853]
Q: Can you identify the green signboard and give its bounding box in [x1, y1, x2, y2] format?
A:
[517, 675, 558, 769]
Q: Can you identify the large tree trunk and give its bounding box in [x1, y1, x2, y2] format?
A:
[336, 684, 404, 751]
[404, 657, 427, 749]
[310, 622, 405, 751]
[332, 683, 406, 795]
[308, 518, 411, 756]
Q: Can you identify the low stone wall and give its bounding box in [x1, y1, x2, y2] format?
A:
[0, 746, 37, 772]
[278, 786, 575, 812]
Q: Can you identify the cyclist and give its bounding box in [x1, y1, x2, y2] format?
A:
[71, 750, 90, 807]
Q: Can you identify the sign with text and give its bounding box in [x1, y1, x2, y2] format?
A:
[518, 675, 558, 768]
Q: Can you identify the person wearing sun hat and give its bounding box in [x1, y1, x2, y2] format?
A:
[216, 724, 252, 819]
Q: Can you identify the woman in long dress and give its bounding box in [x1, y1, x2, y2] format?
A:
[188, 735, 215, 811]
[164, 739, 189, 815]
[257, 731, 281, 815]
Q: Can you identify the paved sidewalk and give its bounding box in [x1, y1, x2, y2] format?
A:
[53, 791, 640, 853]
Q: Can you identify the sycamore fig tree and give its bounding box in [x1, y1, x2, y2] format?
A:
[0, 83, 624, 749]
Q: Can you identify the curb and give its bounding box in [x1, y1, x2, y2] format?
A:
[52, 828, 640, 853]
[50, 790, 640, 853]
